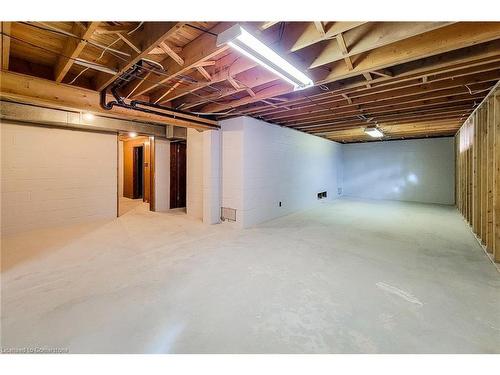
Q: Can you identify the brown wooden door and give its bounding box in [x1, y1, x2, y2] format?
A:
[132, 146, 143, 199]
[143, 140, 151, 203]
[170, 142, 186, 208]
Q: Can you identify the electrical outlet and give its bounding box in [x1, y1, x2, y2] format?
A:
[279, 201, 282, 207]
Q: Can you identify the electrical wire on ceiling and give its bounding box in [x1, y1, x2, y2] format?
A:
[1, 29, 251, 117]
[464, 84, 495, 95]
[16, 21, 325, 121]
[69, 22, 144, 84]
[17, 22, 223, 97]
[185, 23, 218, 37]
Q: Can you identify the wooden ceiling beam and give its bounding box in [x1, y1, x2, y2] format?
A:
[293, 108, 473, 134]
[240, 52, 500, 118]
[94, 24, 136, 35]
[318, 22, 500, 85]
[285, 21, 367, 52]
[144, 22, 288, 104]
[170, 67, 279, 108]
[283, 97, 481, 128]
[302, 112, 470, 133]
[159, 41, 184, 66]
[260, 22, 280, 30]
[310, 22, 453, 69]
[196, 66, 211, 81]
[277, 101, 478, 128]
[54, 22, 100, 82]
[0, 70, 218, 130]
[325, 123, 462, 142]
[202, 23, 500, 114]
[127, 22, 235, 99]
[93, 22, 185, 91]
[314, 22, 326, 36]
[1, 22, 11, 70]
[263, 71, 499, 122]
[335, 33, 354, 70]
[239, 42, 500, 117]
[116, 32, 141, 54]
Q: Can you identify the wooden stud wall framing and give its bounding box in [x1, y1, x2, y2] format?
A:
[455, 83, 500, 263]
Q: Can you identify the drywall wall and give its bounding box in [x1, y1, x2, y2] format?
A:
[342, 137, 455, 205]
[220, 116, 343, 228]
[1, 122, 117, 235]
[154, 138, 170, 212]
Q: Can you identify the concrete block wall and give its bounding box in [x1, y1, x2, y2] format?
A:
[118, 140, 124, 197]
[219, 116, 343, 228]
[154, 138, 170, 212]
[186, 128, 204, 219]
[342, 137, 455, 205]
[202, 130, 221, 225]
[1, 122, 117, 235]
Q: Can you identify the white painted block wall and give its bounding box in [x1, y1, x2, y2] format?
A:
[220, 116, 343, 228]
[342, 137, 455, 205]
[118, 140, 124, 197]
[186, 128, 204, 219]
[1, 123, 117, 235]
[154, 138, 170, 212]
[202, 130, 221, 224]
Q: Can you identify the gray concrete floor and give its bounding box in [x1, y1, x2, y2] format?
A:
[1, 198, 499, 353]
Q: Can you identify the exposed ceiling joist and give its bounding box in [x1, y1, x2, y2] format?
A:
[126, 22, 235, 99]
[159, 41, 184, 66]
[202, 22, 500, 114]
[1, 22, 12, 70]
[54, 22, 100, 82]
[93, 22, 185, 91]
[1, 70, 218, 130]
[309, 22, 453, 69]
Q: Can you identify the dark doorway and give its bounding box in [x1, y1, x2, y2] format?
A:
[170, 142, 186, 208]
[133, 146, 144, 199]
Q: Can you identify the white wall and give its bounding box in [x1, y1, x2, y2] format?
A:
[203, 130, 221, 224]
[154, 138, 170, 212]
[1, 123, 117, 235]
[186, 128, 203, 219]
[118, 140, 124, 197]
[220, 116, 343, 228]
[342, 137, 455, 205]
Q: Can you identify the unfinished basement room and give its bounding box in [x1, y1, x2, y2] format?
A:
[1, 7, 500, 365]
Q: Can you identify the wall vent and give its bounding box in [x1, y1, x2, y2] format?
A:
[317, 191, 327, 199]
[221, 207, 237, 222]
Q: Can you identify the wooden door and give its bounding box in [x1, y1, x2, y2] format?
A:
[143, 140, 151, 203]
[132, 146, 143, 199]
[170, 142, 186, 208]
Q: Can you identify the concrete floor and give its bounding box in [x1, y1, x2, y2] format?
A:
[1, 198, 499, 353]
[119, 197, 148, 216]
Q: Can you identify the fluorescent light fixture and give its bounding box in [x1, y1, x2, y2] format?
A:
[217, 25, 313, 91]
[128, 132, 138, 138]
[364, 127, 384, 138]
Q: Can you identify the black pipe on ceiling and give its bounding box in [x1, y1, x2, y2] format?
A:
[100, 63, 218, 129]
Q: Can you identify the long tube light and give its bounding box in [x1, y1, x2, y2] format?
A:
[364, 126, 384, 138]
[217, 25, 313, 91]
